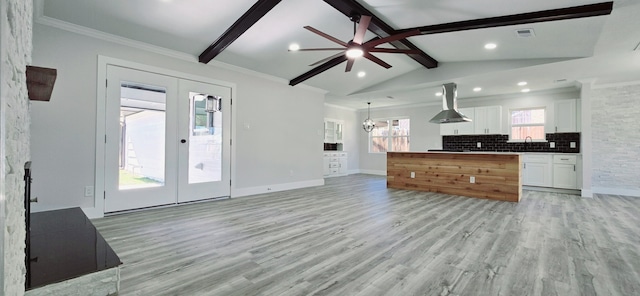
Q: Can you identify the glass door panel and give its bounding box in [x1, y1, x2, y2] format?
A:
[118, 83, 167, 189]
[104, 65, 178, 213]
[177, 79, 231, 203]
[188, 92, 222, 184]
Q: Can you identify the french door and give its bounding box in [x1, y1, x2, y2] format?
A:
[104, 65, 231, 213]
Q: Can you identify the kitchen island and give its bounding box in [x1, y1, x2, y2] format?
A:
[387, 152, 522, 202]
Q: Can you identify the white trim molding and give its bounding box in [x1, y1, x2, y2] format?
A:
[232, 179, 325, 198]
[357, 170, 387, 176]
[592, 187, 640, 198]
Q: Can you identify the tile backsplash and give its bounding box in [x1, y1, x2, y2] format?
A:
[443, 132, 580, 153]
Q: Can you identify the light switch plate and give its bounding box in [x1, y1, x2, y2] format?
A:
[477, 142, 482, 148]
[549, 142, 555, 148]
[470, 176, 476, 183]
[570, 142, 576, 148]
[410, 172, 415, 178]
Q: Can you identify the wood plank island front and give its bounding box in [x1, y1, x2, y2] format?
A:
[387, 152, 522, 202]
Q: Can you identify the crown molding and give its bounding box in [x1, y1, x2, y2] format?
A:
[324, 103, 357, 111]
[33, 1, 328, 95]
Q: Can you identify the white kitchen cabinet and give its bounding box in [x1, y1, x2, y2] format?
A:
[323, 152, 348, 177]
[522, 154, 552, 187]
[553, 155, 577, 189]
[323, 156, 331, 176]
[554, 99, 577, 132]
[324, 119, 344, 143]
[338, 153, 348, 175]
[474, 106, 502, 134]
[439, 106, 501, 135]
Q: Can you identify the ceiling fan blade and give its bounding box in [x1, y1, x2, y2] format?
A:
[367, 48, 422, 54]
[345, 58, 355, 72]
[309, 52, 345, 67]
[304, 26, 348, 47]
[292, 48, 345, 52]
[352, 15, 372, 44]
[364, 29, 422, 48]
[364, 53, 392, 69]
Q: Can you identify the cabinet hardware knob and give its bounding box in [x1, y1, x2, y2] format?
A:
[180, 139, 186, 143]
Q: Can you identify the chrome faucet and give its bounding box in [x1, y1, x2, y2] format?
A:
[524, 136, 533, 150]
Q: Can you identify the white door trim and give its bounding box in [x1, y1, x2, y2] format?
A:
[91, 56, 236, 218]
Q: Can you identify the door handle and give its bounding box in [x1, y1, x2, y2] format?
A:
[180, 139, 186, 143]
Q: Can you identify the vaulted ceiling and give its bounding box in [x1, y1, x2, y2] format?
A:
[36, 0, 640, 109]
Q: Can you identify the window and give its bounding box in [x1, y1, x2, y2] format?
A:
[511, 108, 545, 140]
[370, 118, 410, 153]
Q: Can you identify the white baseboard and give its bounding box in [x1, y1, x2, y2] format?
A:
[592, 187, 640, 197]
[581, 189, 594, 198]
[232, 179, 325, 198]
[357, 169, 387, 176]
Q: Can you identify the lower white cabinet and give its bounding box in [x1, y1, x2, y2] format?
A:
[523, 154, 552, 187]
[522, 153, 580, 190]
[323, 152, 347, 177]
[553, 155, 578, 189]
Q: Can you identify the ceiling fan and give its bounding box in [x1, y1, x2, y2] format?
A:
[291, 15, 422, 72]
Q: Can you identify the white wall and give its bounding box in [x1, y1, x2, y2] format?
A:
[356, 88, 581, 174]
[30, 23, 325, 214]
[1, 0, 32, 293]
[323, 104, 360, 173]
[590, 82, 640, 197]
[358, 103, 443, 175]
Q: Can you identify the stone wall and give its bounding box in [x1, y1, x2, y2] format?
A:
[591, 83, 640, 195]
[1, 0, 33, 294]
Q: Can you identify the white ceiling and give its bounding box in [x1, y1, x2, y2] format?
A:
[36, 0, 640, 110]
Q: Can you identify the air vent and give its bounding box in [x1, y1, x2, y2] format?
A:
[515, 28, 535, 38]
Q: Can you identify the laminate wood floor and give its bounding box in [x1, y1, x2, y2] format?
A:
[93, 174, 640, 296]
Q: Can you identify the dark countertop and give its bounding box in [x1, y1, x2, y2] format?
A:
[27, 207, 121, 290]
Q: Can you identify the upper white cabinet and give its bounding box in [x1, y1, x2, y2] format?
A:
[440, 106, 501, 135]
[474, 106, 502, 134]
[324, 119, 344, 143]
[554, 99, 577, 133]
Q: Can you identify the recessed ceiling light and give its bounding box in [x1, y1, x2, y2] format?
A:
[288, 43, 300, 51]
[521, 88, 530, 93]
[435, 92, 443, 96]
[473, 87, 482, 92]
[517, 81, 528, 86]
[357, 71, 366, 78]
[484, 43, 497, 50]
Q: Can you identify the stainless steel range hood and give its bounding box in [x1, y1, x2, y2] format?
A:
[429, 83, 472, 124]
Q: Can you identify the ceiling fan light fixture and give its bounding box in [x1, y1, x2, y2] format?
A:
[346, 47, 364, 58]
[484, 43, 497, 50]
[362, 102, 375, 133]
[288, 43, 300, 51]
[357, 71, 366, 78]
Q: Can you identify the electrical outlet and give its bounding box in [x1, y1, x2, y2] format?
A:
[477, 142, 482, 148]
[570, 142, 576, 148]
[410, 172, 415, 178]
[84, 186, 94, 197]
[549, 142, 556, 148]
[470, 176, 475, 184]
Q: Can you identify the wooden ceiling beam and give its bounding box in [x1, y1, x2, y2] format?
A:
[199, 0, 283, 64]
[322, 0, 438, 69]
[398, 2, 613, 35]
